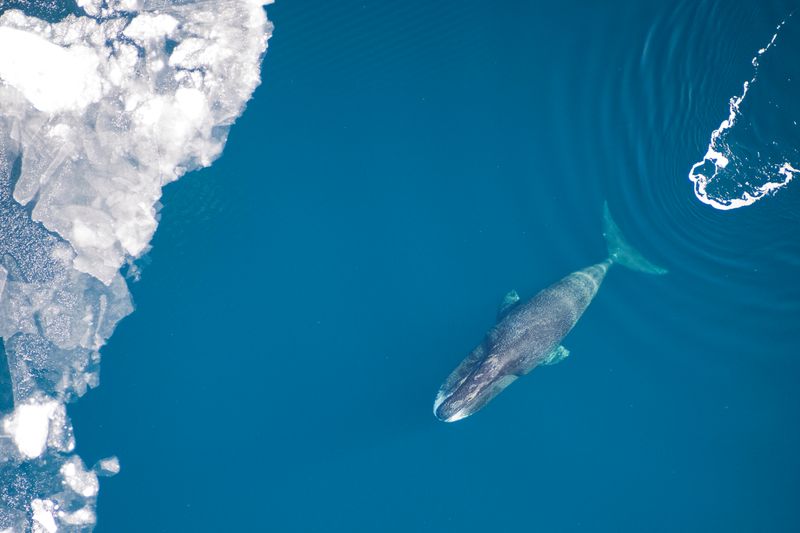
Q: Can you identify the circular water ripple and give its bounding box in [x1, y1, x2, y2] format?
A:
[546, 0, 800, 326]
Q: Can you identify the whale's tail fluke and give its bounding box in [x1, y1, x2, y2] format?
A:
[602, 202, 667, 275]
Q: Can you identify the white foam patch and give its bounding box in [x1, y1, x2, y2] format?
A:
[95, 456, 121, 476]
[59, 506, 96, 526]
[689, 18, 797, 209]
[0, 0, 273, 283]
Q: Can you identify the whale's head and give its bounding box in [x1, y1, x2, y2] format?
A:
[433, 391, 473, 423]
[433, 356, 518, 423]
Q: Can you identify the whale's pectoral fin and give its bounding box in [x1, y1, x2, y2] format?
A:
[497, 290, 521, 321]
[603, 202, 667, 275]
[542, 345, 570, 366]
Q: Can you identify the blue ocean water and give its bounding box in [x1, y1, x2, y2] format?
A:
[62, 0, 800, 531]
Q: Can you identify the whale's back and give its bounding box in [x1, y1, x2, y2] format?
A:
[491, 261, 610, 373]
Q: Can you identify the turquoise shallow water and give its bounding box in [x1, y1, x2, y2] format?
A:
[58, 0, 800, 531]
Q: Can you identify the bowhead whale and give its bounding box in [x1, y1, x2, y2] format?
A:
[433, 204, 667, 422]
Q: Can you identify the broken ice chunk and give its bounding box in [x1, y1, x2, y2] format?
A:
[61, 456, 100, 498]
[94, 456, 121, 477]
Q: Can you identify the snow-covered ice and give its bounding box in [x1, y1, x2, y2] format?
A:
[0, 0, 272, 530]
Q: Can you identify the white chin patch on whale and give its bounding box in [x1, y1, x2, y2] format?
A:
[433, 390, 448, 414]
[444, 409, 470, 423]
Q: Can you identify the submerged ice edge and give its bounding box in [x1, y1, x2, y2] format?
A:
[0, 0, 272, 530]
[688, 18, 797, 210]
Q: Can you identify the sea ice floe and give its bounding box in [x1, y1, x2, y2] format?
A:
[30, 499, 57, 533]
[60, 458, 100, 498]
[0, 0, 272, 530]
[94, 456, 121, 477]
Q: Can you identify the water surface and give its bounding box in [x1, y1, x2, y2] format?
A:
[68, 0, 800, 531]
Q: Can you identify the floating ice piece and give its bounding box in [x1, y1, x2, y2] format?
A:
[2, 400, 65, 459]
[123, 13, 179, 43]
[94, 456, 121, 477]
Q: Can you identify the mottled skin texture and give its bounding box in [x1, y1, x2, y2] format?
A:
[434, 260, 612, 422]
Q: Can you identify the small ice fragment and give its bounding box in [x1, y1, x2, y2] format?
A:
[95, 456, 121, 477]
[60, 506, 97, 526]
[0, 27, 102, 113]
[61, 457, 100, 498]
[30, 499, 58, 533]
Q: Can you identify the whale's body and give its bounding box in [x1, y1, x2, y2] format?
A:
[433, 204, 666, 423]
